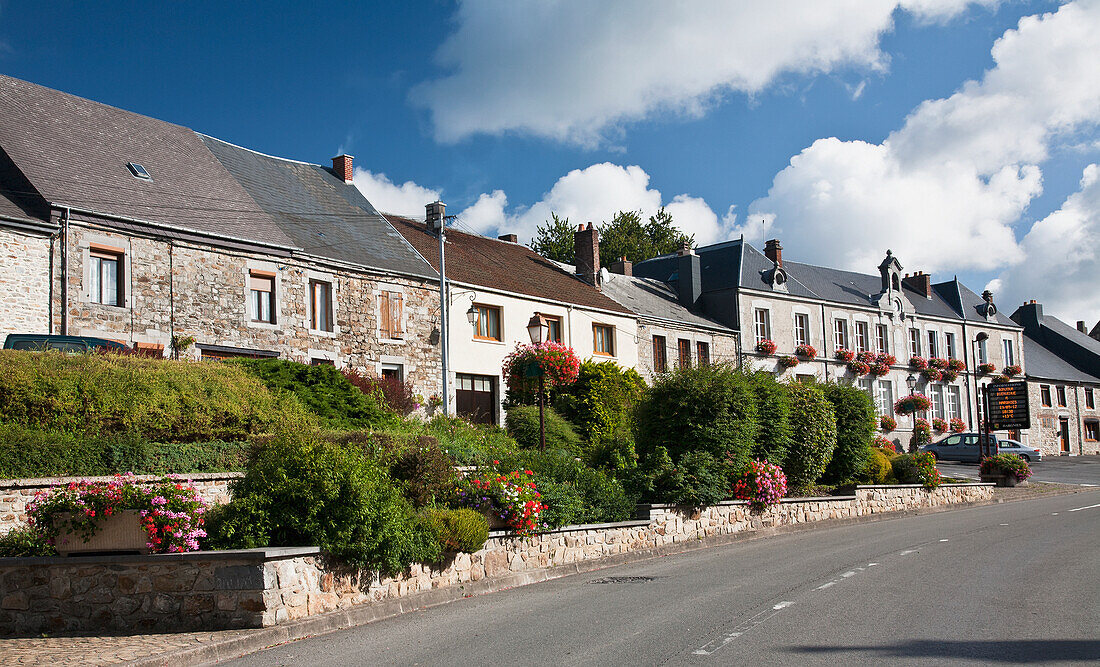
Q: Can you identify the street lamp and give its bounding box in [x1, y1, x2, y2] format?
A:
[527, 313, 549, 450]
[466, 305, 478, 327]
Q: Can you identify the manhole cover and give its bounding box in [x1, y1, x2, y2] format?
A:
[587, 576, 656, 584]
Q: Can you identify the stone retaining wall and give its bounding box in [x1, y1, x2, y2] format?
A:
[0, 483, 992, 635]
[0, 473, 241, 535]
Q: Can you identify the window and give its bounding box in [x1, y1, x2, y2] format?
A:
[1040, 385, 1052, 407]
[381, 363, 403, 381]
[855, 322, 870, 353]
[834, 319, 849, 351]
[908, 328, 921, 357]
[697, 341, 710, 366]
[545, 316, 562, 343]
[1086, 388, 1095, 410]
[89, 247, 123, 306]
[379, 290, 404, 339]
[249, 272, 276, 324]
[678, 339, 692, 368]
[1002, 339, 1015, 366]
[945, 332, 957, 360]
[1057, 386, 1067, 407]
[1085, 421, 1099, 442]
[876, 324, 890, 355]
[310, 358, 335, 366]
[593, 324, 615, 356]
[309, 279, 333, 332]
[947, 385, 962, 420]
[859, 378, 874, 399]
[927, 331, 938, 358]
[977, 337, 988, 364]
[472, 304, 501, 341]
[930, 385, 945, 420]
[875, 380, 894, 417]
[653, 335, 667, 373]
[754, 309, 771, 343]
[794, 314, 810, 347]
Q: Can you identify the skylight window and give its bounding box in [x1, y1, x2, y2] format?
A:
[126, 162, 152, 180]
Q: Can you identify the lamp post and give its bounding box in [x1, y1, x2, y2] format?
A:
[527, 313, 550, 450]
[973, 332, 990, 458]
[906, 373, 918, 451]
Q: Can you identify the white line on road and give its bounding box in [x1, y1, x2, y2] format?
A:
[816, 581, 835, 590]
[1000, 523, 1009, 526]
[899, 549, 916, 555]
[1068, 502, 1100, 512]
[773, 601, 794, 610]
[1081, 484, 1097, 487]
[1052, 513, 1059, 516]
[939, 539, 949, 542]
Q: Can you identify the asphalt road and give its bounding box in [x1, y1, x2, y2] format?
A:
[224, 490, 1100, 666]
[938, 456, 1100, 486]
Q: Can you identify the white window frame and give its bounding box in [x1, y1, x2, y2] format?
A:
[81, 236, 132, 310]
[875, 324, 890, 355]
[854, 321, 870, 353]
[1002, 338, 1015, 366]
[947, 385, 962, 421]
[794, 313, 810, 347]
[909, 328, 922, 357]
[754, 308, 771, 343]
[875, 380, 894, 417]
[307, 270, 338, 336]
[945, 332, 957, 360]
[927, 330, 939, 359]
[834, 318, 849, 351]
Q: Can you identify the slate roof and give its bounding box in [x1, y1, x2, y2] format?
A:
[0, 74, 295, 248]
[597, 272, 733, 331]
[200, 136, 435, 279]
[1021, 335, 1100, 383]
[386, 216, 631, 314]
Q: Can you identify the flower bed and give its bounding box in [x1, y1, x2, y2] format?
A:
[872, 436, 896, 453]
[731, 460, 787, 512]
[980, 454, 1032, 485]
[456, 467, 547, 536]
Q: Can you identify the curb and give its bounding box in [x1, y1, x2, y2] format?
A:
[120, 489, 1080, 667]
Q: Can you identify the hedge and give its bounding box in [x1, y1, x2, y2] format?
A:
[784, 382, 837, 490]
[552, 360, 646, 467]
[821, 383, 876, 484]
[748, 372, 791, 466]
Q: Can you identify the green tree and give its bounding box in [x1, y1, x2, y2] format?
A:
[598, 208, 693, 267]
[530, 213, 575, 263]
[820, 383, 876, 484]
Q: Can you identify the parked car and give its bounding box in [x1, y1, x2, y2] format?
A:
[996, 438, 1043, 463]
[2, 334, 129, 354]
[921, 433, 1042, 463]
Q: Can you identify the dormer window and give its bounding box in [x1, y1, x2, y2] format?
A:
[126, 162, 152, 180]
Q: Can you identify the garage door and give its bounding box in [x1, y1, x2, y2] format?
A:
[456, 374, 496, 425]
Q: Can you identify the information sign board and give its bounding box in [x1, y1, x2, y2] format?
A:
[985, 381, 1030, 430]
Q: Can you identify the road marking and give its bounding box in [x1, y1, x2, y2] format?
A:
[841, 571, 856, 578]
[868, 562, 878, 567]
[899, 549, 916, 556]
[1081, 484, 1097, 487]
[939, 539, 949, 542]
[1068, 502, 1100, 512]
[999, 523, 1009, 526]
[816, 581, 836, 590]
[1052, 513, 1059, 516]
[773, 601, 793, 610]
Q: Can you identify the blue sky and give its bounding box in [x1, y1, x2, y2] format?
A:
[1, 1, 1097, 322]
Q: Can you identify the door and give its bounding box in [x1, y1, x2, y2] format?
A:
[1059, 418, 1071, 453]
[958, 434, 981, 462]
[455, 374, 496, 425]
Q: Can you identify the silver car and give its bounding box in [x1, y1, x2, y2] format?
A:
[997, 438, 1043, 463]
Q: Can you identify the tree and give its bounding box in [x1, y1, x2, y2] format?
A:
[530, 213, 575, 263]
[598, 208, 693, 267]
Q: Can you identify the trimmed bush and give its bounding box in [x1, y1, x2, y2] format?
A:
[231, 358, 392, 429]
[204, 437, 439, 573]
[343, 369, 420, 416]
[626, 447, 729, 508]
[821, 383, 876, 484]
[0, 350, 314, 441]
[748, 372, 791, 466]
[784, 382, 837, 491]
[389, 440, 456, 507]
[864, 449, 892, 484]
[490, 449, 634, 526]
[553, 360, 646, 468]
[891, 452, 941, 489]
[421, 508, 489, 553]
[505, 405, 582, 454]
[634, 363, 757, 472]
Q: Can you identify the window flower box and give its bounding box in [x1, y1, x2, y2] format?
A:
[755, 339, 777, 355]
[932, 418, 948, 433]
[1004, 364, 1022, 377]
[928, 357, 948, 369]
[880, 415, 897, 431]
[847, 360, 870, 375]
[876, 353, 897, 367]
[950, 417, 966, 433]
[977, 363, 996, 374]
[947, 358, 966, 371]
[921, 367, 942, 382]
[941, 368, 959, 383]
[909, 356, 928, 370]
[869, 362, 890, 376]
[794, 344, 817, 359]
[834, 348, 854, 362]
[778, 355, 799, 369]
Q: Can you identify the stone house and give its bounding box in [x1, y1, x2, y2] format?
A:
[633, 238, 1027, 449]
[1011, 301, 1100, 456]
[0, 74, 442, 397]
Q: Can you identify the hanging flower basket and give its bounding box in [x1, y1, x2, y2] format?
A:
[869, 362, 890, 376]
[932, 418, 948, 433]
[834, 348, 854, 362]
[880, 415, 897, 431]
[909, 356, 928, 370]
[928, 357, 949, 369]
[947, 358, 967, 371]
[794, 344, 817, 359]
[950, 417, 966, 433]
[921, 367, 943, 382]
[755, 339, 777, 355]
[1004, 364, 1022, 377]
[894, 393, 931, 415]
[847, 360, 870, 375]
[876, 353, 897, 367]
[502, 341, 581, 393]
[778, 355, 799, 369]
[855, 351, 876, 365]
[977, 362, 996, 374]
[941, 368, 959, 383]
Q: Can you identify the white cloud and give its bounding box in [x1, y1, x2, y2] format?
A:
[749, 0, 1100, 275]
[454, 190, 508, 234]
[994, 164, 1100, 322]
[412, 0, 995, 145]
[352, 168, 440, 217]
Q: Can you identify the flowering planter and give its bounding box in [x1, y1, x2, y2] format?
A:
[482, 510, 510, 531]
[53, 510, 150, 556]
[980, 473, 1023, 487]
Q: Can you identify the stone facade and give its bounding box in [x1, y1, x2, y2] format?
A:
[0, 483, 992, 634]
[0, 473, 241, 535]
[0, 227, 52, 343]
[1026, 381, 1100, 456]
[634, 319, 739, 382]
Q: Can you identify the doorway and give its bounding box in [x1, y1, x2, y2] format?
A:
[1059, 418, 1071, 453]
[455, 373, 497, 425]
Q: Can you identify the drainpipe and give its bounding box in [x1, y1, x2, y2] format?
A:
[48, 232, 56, 334]
[962, 320, 974, 426]
[820, 303, 829, 381]
[1073, 382, 1084, 455]
[59, 207, 70, 335]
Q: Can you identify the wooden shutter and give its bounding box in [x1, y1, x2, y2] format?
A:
[380, 292, 392, 338]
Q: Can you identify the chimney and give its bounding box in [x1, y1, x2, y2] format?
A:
[1011, 299, 1044, 332]
[764, 239, 783, 267]
[425, 201, 446, 232]
[332, 155, 354, 183]
[902, 271, 933, 299]
[609, 256, 632, 276]
[1077, 320, 1087, 334]
[498, 234, 518, 243]
[677, 243, 701, 308]
[574, 222, 600, 287]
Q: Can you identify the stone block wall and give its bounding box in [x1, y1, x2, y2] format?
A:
[0, 473, 241, 535]
[634, 319, 739, 382]
[0, 483, 992, 634]
[0, 227, 52, 346]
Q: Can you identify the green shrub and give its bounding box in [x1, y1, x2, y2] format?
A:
[533, 479, 586, 528]
[0, 525, 55, 557]
[890, 452, 941, 489]
[748, 372, 791, 465]
[635, 363, 757, 471]
[204, 437, 439, 573]
[553, 360, 646, 467]
[863, 449, 892, 484]
[626, 447, 729, 507]
[421, 508, 489, 553]
[230, 358, 392, 429]
[389, 440, 456, 507]
[414, 416, 518, 466]
[0, 350, 314, 442]
[784, 382, 838, 491]
[821, 383, 876, 484]
[505, 405, 582, 454]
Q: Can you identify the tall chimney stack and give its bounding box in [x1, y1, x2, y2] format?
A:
[425, 201, 446, 232]
[574, 223, 600, 287]
[332, 155, 354, 183]
[764, 239, 783, 267]
[902, 271, 933, 299]
[677, 243, 701, 308]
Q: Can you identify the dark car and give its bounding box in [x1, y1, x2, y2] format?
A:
[921, 432, 1042, 463]
[2, 334, 129, 354]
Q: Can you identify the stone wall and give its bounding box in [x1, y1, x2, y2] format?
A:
[0, 227, 52, 346]
[634, 318, 739, 382]
[1027, 380, 1100, 456]
[0, 483, 993, 635]
[0, 473, 241, 535]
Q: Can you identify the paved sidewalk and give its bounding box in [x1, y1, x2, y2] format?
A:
[0, 629, 255, 666]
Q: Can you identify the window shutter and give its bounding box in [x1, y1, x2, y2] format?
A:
[392, 292, 403, 337]
[380, 292, 392, 338]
